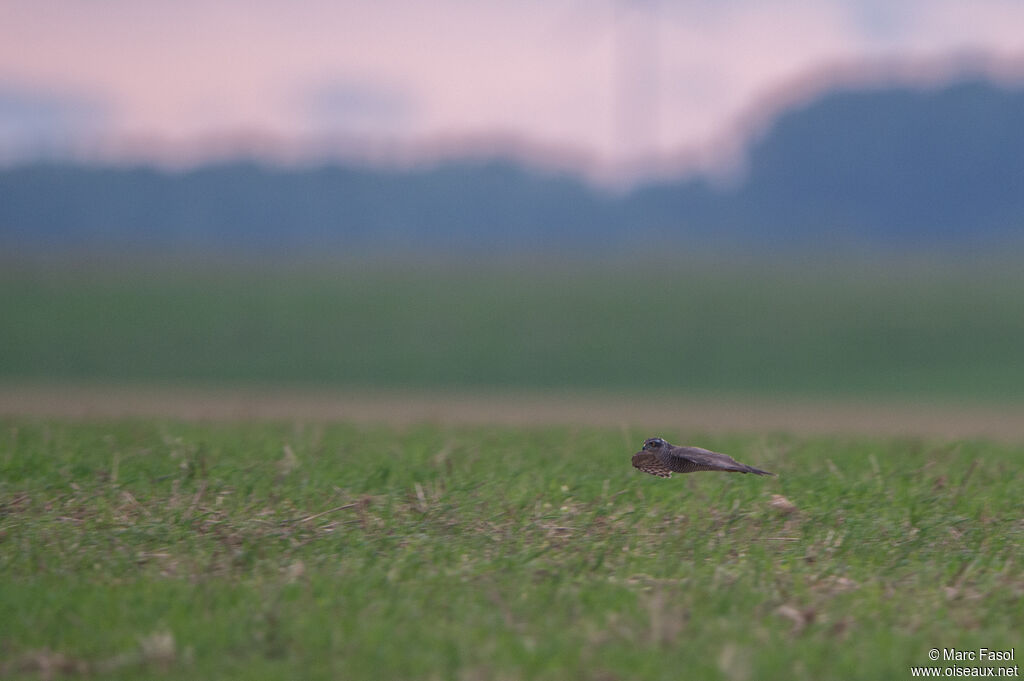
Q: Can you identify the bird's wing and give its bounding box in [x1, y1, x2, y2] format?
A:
[660, 446, 754, 474]
[631, 452, 673, 478]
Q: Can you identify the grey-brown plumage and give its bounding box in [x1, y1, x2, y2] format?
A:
[631, 437, 774, 478]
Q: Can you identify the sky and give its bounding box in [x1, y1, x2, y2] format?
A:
[2, 0, 1023, 181]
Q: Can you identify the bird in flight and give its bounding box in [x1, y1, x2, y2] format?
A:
[631, 437, 774, 478]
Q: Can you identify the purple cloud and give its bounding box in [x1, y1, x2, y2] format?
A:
[300, 79, 417, 134]
[0, 83, 110, 159]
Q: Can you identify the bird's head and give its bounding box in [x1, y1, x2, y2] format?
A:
[642, 437, 668, 451]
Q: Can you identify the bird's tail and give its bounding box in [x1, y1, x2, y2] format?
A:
[744, 465, 775, 476]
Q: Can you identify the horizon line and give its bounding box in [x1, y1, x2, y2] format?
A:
[3, 51, 1022, 189]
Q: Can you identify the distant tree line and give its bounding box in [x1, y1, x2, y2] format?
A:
[2, 79, 1023, 256]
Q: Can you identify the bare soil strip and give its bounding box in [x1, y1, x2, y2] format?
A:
[2, 385, 1023, 441]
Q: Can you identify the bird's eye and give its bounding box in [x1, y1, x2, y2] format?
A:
[646, 439, 662, 449]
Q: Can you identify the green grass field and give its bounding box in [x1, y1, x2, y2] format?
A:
[2, 419, 1020, 680]
[3, 258, 1024, 399]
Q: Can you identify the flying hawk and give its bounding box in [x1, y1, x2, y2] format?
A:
[631, 437, 774, 478]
